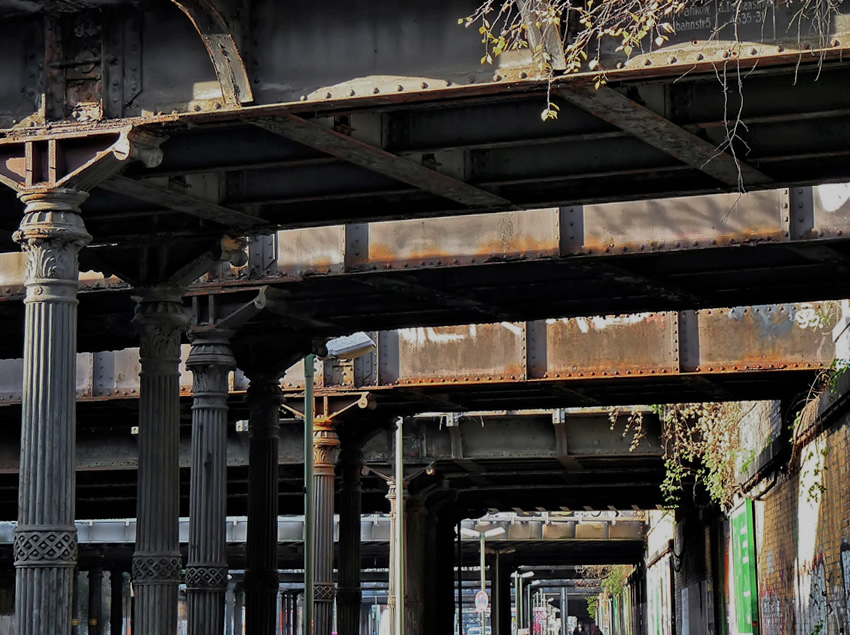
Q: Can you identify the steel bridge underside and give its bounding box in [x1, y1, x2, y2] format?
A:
[1, 1, 850, 259]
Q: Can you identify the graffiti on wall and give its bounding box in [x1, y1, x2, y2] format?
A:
[796, 553, 828, 634]
[842, 543, 850, 632]
[647, 555, 672, 635]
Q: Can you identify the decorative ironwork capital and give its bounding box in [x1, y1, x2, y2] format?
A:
[133, 287, 189, 370]
[187, 331, 236, 397]
[246, 374, 283, 437]
[313, 419, 340, 469]
[14, 189, 92, 303]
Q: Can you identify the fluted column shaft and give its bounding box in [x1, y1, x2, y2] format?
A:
[186, 333, 236, 635]
[13, 189, 91, 635]
[132, 286, 189, 635]
[313, 420, 340, 635]
[244, 374, 283, 634]
[337, 447, 364, 635]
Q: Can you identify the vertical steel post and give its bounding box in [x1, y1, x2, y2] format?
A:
[386, 480, 397, 633]
[395, 418, 405, 635]
[13, 189, 91, 635]
[479, 535, 486, 634]
[304, 354, 315, 635]
[560, 587, 567, 635]
[457, 523, 463, 635]
[515, 573, 521, 630]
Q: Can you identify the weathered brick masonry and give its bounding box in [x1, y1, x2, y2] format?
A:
[754, 416, 850, 634]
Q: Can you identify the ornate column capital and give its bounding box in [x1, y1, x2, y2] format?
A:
[313, 419, 340, 475]
[245, 374, 283, 438]
[338, 444, 365, 468]
[133, 286, 189, 375]
[13, 189, 92, 304]
[186, 331, 236, 395]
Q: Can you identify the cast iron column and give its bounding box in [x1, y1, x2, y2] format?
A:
[405, 496, 426, 635]
[186, 333, 235, 634]
[337, 446, 364, 635]
[132, 286, 188, 635]
[435, 514, 459, 635]
[13, 189, 90, 635]
[312, 420, 340, 635]
[490, 552, 512, 635]
[110, 570, 125, 635]
[88, 567, 103, 635]
[244, 373, 283, 634]
[233, 582, 244, 633]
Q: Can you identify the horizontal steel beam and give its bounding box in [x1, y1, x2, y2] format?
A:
[0, 410, 663, 472]
[0, 184, 842, 298]
[0, 301, 835, 406]
[0, 299, 835, 411]
[0, 511, 642, 544]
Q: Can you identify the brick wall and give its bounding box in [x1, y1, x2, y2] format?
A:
[754, 415, 850, 634]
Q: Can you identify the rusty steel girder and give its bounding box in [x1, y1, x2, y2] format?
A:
[0, 300, 831, 406]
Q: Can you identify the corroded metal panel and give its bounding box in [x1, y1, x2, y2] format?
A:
[0, 254, 25, 294]
[282, 358, 307, 390]
[276, 225, 345, 276]
[380, 322, 526, 384]
[811, 183, 850, 238]
[695, 302, 839, 371]
[0, 353, 94, 402]
[542, 313, 678, 378]
[354, 209, 559, 269]
[571, 190, 784, 254]
[111, 347, 143, 397]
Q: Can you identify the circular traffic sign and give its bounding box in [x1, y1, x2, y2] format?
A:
[474, 589, 489, 612]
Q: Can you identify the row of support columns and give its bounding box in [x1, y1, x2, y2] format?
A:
[7, 183, 437, 635]
[3, 132, 545, 635]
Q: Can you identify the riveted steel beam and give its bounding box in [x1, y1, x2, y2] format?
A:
[253, 115, 512, 208]
[557, 85, 771, 187]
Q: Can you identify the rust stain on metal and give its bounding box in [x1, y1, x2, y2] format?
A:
[576, 190, 785, 255]
[545, 313, 678, 377]
[392, 322, 526, 384]
[361, 210, 559, 269]
[697, 303, 837, 370]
